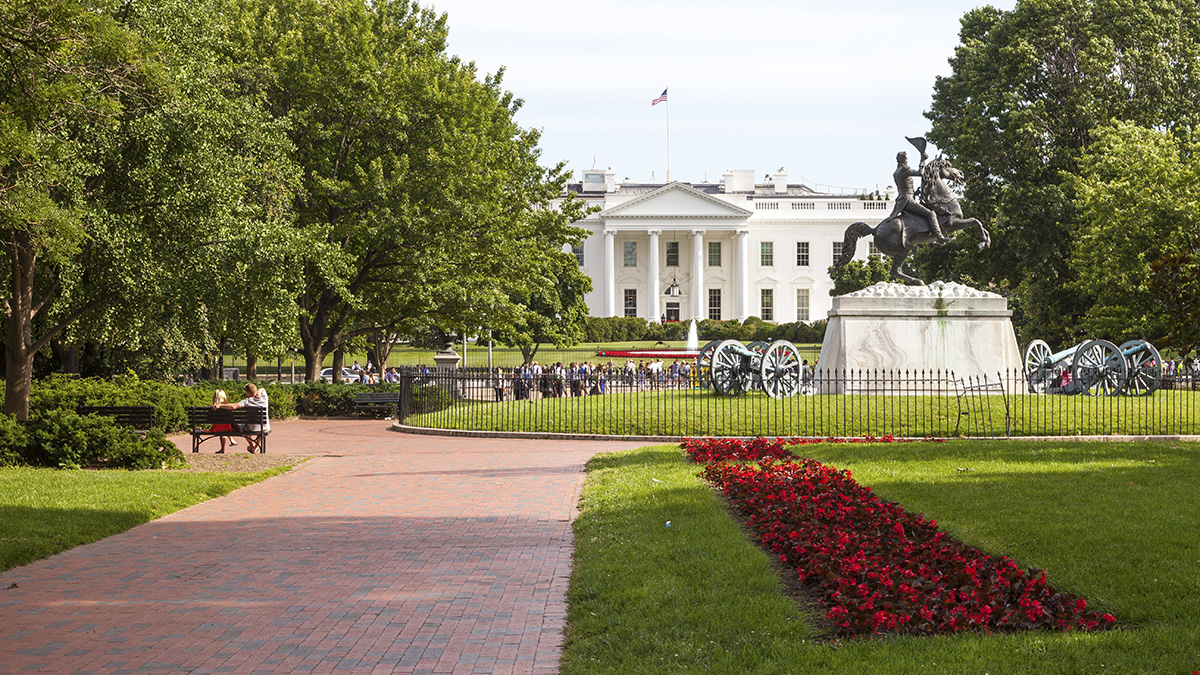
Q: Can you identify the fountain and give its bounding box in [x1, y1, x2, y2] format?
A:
[686, 319, 699, 351]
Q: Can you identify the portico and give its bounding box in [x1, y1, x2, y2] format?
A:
[597, 183, 754, 322]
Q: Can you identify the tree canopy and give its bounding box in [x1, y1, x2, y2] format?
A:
[923, 0, 1200, 344]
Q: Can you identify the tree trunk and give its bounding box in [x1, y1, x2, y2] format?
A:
[5, 230, 37, 420]
[246, 350, 258, 380]
[302, 343, 324, 382]
[520, 344, 540, 365]
[332, 347, 345, 383]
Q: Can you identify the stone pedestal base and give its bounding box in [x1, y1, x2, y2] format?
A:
[815, 281, 1022, 393]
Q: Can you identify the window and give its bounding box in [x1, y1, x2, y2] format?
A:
[761, 288, 774, 321]
[666, 241, 679, 267]
[623, 241, 637, 267]
[796, 288, 810, 322]
[832, 241, 843, 260]
[665, 302, 680, 322]
[708, 241, 722, 267]
[708, 289, 721, 320]
[760, 241, 774, 267]
[624, 289, 637, 317]
[796, 241, 809, 267]
[571, 244, 585, 266]
[868, 242, 880, 257]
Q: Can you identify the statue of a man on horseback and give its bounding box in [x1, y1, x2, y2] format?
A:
[832, 136, 990, 286]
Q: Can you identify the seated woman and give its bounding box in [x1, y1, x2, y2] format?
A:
[210, 389, 237, 453]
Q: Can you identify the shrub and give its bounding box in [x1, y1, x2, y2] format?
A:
[0, 415, 27, 467]
[22, 409, 184, 469]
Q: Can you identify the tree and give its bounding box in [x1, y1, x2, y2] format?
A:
[923, 0, 1200, 344]
[0, 0, 305, 417]
[221, 0, 587, 381]
[492, 251, 593, 364]
[1071, 121, 1200, 344]
[828, 255, 893, 296]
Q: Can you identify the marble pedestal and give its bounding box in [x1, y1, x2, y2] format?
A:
[815, 281, 1022, 393]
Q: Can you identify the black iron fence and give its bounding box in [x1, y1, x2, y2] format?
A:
[396, 368, 1200, 438]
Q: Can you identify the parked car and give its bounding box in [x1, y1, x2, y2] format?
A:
[320, 367, 362, 383]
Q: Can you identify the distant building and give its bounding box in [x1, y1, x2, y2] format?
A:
[557, 167, 892, 324]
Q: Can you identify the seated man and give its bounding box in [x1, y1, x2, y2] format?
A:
[213, 383, 271, 453]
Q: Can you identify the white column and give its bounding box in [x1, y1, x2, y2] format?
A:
[691, 229, 706, 320]
[647, 229, 661, 322]
[736, 228, 750, 320]
[603, 229, 617, 317]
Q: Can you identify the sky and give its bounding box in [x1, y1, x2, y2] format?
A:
[427, 0, 1016, 194]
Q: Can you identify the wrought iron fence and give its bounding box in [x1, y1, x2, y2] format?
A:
[396, 368, 1200, 438]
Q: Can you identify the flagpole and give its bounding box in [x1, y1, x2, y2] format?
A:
[665, 92, 672, 182]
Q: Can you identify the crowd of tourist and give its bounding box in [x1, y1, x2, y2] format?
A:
[491, 359, 696, 401]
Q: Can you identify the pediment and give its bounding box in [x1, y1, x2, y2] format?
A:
[600, 183, 752, 220]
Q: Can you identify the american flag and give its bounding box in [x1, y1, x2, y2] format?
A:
[651, 88, 667, 106]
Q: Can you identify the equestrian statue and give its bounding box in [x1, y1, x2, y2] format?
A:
[832, 137, 990, 285]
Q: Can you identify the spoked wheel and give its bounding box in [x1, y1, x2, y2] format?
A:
[759, 340, 802, 399]
[695, 340, 721, 389]
[710, 340, 751, 396]
[1119, 339, 1162, 396]
[1072, 339, 1127, 396]
[1023, 339, 1054, 393]
[746, 341, 769, 392]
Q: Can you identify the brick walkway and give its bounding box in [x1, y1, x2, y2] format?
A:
[0, 421, 648, 674]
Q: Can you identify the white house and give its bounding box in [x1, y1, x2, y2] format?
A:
[557, 167, 892, 324]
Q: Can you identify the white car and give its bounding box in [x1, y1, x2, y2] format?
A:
[320, 367, 362, 383]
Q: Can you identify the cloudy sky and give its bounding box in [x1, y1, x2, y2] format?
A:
[428, 0, 1015, 193]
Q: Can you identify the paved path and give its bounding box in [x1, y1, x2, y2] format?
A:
[0, 421, 648, 674]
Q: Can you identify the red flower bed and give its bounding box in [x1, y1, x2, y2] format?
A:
[686, 437, 1116, 637]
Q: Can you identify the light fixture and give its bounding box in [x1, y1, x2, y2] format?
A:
[664, 232, 683, 297]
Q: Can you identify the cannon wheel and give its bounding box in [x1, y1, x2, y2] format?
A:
[747, 341, 769, 391]
[759, 340, 802, 399]
[695, 340, 721, 389]
[1023, 339, 1054, 393]
[1119, 339, 1162, 396]
[1072, 339, 1127, 396]
[710, 340, 751, 396]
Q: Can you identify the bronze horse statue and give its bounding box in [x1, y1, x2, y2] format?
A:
[833, 156, 990, 285]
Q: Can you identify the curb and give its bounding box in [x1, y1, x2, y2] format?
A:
[392, 424, 1200, 443]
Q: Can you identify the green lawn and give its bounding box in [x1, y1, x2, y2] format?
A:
[0, 465, 295, 571]
[563, 440, 1200, 674]
[408, 388, 1200, 437]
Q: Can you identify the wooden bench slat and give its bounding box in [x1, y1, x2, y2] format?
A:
[77, 405, 156, 431]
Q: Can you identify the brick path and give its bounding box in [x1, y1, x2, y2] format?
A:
[0, 420, 648, 674]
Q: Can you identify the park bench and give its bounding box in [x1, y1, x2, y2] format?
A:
[77, 405, 156, 433]
[353, 391, 400, 417]
[186, 407, 269, 454]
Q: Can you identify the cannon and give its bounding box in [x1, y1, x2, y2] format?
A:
[704, 339, 803, 398]
[1023, 338, 1161, 396]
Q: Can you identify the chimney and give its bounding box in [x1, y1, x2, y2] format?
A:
[772, 168, 788, 194]
[722, 169, 755, 193]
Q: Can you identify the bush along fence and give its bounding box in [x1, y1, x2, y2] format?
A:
[397, 368, 1200, 438]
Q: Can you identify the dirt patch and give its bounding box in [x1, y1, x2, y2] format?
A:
[171, 453, 310, 474]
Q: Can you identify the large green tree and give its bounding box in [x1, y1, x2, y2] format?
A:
[1071, 121, 1200, 345]
[221, 0, 587, 380]
[923, 0, 1200, 344]
[0, 0, 304, 417]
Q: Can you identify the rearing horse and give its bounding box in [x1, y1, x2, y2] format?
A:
[832, 156, 990, 286]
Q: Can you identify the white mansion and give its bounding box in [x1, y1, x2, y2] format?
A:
[558, 167, 893, 324]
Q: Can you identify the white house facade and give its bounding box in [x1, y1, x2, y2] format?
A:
[557, 167, 893, 324]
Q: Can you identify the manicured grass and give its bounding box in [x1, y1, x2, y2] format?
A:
[219, 342, 825, 371]
[0, 465, 294, 572]
[409, 388, 1200, 437]
[563, 440, 1200, 674]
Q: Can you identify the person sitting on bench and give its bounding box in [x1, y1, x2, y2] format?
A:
[210, 389, 238, 453]
[213, 383, 271, 453]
